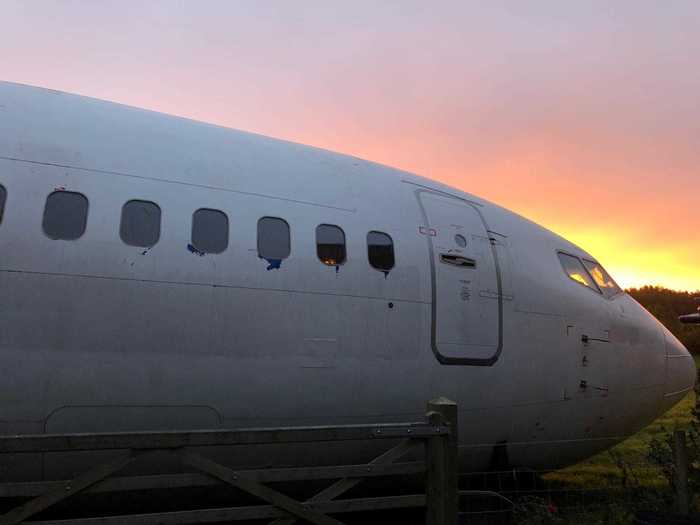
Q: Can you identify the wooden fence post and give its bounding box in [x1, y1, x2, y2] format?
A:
[426, 398, 458, 525]
[673, 430, 690, 516]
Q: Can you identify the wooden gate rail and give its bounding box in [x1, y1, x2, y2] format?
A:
[0, 462, 427, 499]
[0, 423, 443, 453]
[24, 495, 428, 525]
[0, 398, 458, 525]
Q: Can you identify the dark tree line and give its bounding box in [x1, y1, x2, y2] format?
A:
[627, 286, 700, 354]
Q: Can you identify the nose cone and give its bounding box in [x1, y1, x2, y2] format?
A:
[664, 329, 697, 397]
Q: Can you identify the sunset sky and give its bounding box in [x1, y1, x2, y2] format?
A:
[3, 1, 699, 291]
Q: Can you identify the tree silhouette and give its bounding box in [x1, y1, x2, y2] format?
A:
[628, 286, 700, 354]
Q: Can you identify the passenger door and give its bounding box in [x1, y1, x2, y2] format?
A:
[418, 191, 503, 365]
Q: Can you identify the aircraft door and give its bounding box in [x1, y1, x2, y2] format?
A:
[418, 191, 502, 366]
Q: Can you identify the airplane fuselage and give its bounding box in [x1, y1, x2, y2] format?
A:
[0, 82, 694, 481]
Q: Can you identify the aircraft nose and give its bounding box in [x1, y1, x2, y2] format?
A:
[664, 329, 697, 397]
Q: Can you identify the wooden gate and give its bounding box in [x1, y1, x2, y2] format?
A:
[0, 399, 459, 525]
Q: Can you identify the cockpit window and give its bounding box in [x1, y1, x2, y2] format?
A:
[557, 252, 601, 293]
[582, 259, 622, 298]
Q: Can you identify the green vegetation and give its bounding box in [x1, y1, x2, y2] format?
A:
[628, 286, 700, 354]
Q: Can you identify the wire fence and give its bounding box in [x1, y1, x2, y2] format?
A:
[458, 466, 669, 522]
[453, 434, 693, 524]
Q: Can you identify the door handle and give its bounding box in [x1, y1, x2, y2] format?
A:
[439, 254, 476, 268]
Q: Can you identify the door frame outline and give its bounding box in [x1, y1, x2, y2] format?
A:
[412, 187, 504, 366]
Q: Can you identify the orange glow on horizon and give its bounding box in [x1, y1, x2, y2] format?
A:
[549, 227, 700, 293]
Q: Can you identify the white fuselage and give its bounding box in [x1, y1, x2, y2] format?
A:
[0, 82, 695, 481]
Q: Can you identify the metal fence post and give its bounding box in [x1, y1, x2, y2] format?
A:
[426, 398, 458, 525]
[673, 430, 690, 516]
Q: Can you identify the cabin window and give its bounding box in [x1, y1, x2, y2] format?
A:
[192, 208, 229, 254]
[0, 184, 5, 224]
[258, 217, 290, 260]
[583, 259, 622, 299]
[557, 252, 600, 293]
[316, 224, 346, 266]
[42, 191, 88, 240]
[367, 231, 395, 272]
[120, 200, 161, 247]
